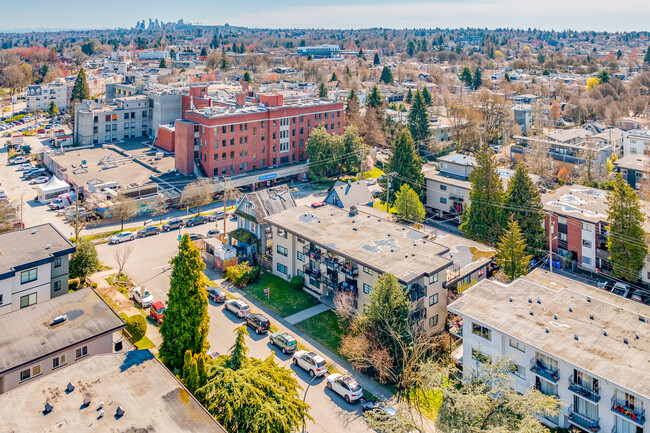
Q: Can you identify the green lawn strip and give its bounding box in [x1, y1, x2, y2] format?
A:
[240, 272, 320, 318]
[363, 167, 385, 179]
[408, 388, 442, 421]
[134, 335, 155, 350]
[372, 200, 397, 214]
[295, 309, 346, 357]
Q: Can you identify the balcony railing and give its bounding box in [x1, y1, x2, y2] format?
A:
[568, 377, 601, 403]
[530, 358, 559, 383]
[341, 265, 359, 278]
[323, 258, 342, 271]
[611, 396, 646, 426]
[568, 405, 600, 432]
[408, 283, 426, 302]
[410, 307, 426, 325]
[448, 318, 463, 338]
[303, 265, 321, 280]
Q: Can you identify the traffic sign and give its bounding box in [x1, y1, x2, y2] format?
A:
[264, 287, 269, 298]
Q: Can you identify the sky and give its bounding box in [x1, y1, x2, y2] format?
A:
[2, 0, 650, 32]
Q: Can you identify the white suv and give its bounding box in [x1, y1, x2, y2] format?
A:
[292, 350, 327, 377]
[224, 299, 250, 318]
[133, 287, 154, 308]
[326, 373, 363, 403]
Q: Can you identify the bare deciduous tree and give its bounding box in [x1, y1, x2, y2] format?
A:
[151, 195, 168, 225]
[112, 195, 139, 231]
[114, 244, 133, 281]
[182, 178, 214, 215]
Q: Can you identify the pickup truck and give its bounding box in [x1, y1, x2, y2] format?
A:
[133, 287, 154, 308]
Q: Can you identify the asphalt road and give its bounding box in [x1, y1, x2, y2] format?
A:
[96, 222, 375, 433]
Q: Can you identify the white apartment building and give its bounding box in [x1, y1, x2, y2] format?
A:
[265, 204, 494, 332]
[448, 269, 649, 433]
[0, 224, 75, 316]
[25, 81, 71, 112]
[624, 129, 650, 156]
[74, 95, 149, 145]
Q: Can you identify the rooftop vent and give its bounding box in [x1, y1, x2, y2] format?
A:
[349, 206, 358, 216]
[352, 227, 357, 231]
[45, 244, 51, 250]
[587, 297, 591, 303]
[574, 333, 579, 341]
[528, 297, 532, 303]
[569, 306, 573, 312]
[509, 297, 513, 302]
[589, 314, 594, 320]
[529, 309, 534, 316]
[116, 407, 125, 418]
[98, 410, 105, 419]
[31, 229, 37, 235]
[411, 252, 415, 256]
[624, 337, 629, 345]
[603, 329, 607, 336]
[51, 314, 67, 326]
[635, 333, 639, 340]
[554, 314, 558, 320]
[66, 383, 75, 393]
[537, 297, 541, 304]
[98, 402, 104, 410]
[545, 327, 549, 333]
[44, 402, 53, 413]
[83, 395, 91, 407]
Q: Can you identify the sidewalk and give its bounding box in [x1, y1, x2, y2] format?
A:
[284, 304, 331, 324]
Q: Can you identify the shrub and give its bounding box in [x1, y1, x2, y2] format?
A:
[225, 262, 261, 287]
[90, 282, 98, 289]
[290, 276, 305, 290]
[125, 314, 147, 342]
[68, 279, 80, 291]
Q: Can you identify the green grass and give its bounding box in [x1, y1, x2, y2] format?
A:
[372, 200, 397, 214]
[295, 309, 346, 355]
[241, 272, 320, 318]
[133, 335, 155, 350]
[408, 388, 442, 421]
[363, 167, 385, 179]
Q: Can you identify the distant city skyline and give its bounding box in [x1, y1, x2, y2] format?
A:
[1, 0, 649, 32]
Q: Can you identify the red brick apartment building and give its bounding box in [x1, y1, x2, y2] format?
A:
[157, 85, 345, 177]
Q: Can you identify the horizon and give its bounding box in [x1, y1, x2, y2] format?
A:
[2, 0, 650, 33]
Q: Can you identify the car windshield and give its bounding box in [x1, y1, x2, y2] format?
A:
[316, 360, 326, 368]
[348, 381, 361, 391]
[242, 305, 250, 310]
[144, 290, 151, 297]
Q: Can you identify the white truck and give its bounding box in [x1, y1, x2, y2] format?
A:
[49, 192, 77, 210]
[133, 287, 154, 309]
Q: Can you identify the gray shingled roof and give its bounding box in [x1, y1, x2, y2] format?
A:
[325, 180, 373, 209]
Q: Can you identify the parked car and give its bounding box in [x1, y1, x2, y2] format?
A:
[292, 350, 327, 377]
[630, 290, 649, 305]
[162, 218, 184, 231]
[133, 287, 154, 308]
[245, 313, 271, 334]
[596, 280, 610, 290]
[17, 163, 33, 171]
[326, 373, 363, 403]
[207, 350, 220, 359]
[611, 282, 631, 298]
[185, 215, 207, 227]
[365, 178, 377, 186]
[224, 299, 250, 318]
[149, 301, 166, 324]
[188, 233, 205, 241]
[269, 332, 298, 354]
[23, 168, 46, 180]
[109, 231, 136, 244]
[137, 226, 161, 237]
[29, 176, 49, 185]
[207, 211, 225, 221]
[10, 156, 28, 165]
[362, 401, 397, 417]
[311, 202, 326, 208]
[207, 228, 222, 237]
[207, 286, 227, 303]
[371, 190, 381, 199]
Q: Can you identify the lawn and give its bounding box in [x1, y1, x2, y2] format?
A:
[134, 335, 155, 350]
[296, 309, 346, 355]
[373, 200, 398, 214]
[363, 167, 385, 179]
[241, 272, 320, 318]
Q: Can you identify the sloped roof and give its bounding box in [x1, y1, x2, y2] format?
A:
[37, 175, 69, 193]
[325, 180, 373, 209]
[236, 186, 297, 222]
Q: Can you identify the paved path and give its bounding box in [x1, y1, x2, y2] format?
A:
[284, 303, 331, 324]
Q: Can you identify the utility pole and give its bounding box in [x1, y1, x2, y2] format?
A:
[548, 212, 553, 273]
[384, 172, 397, 213]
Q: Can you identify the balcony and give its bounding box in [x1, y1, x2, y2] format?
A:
[408, 283, 426, 302]
[341, 264, 359, 278]
[448, 318, 463, 338]
[611, 396, 646, 426]
[323, 258, 342, 271]
[338, 280, 358, 295]
[410, 307, 426, 325]
[568, 405, 600, 432]
[530, 358, 559, 383]
[568, 377, 601, 403]
[303, 265, 321, 280]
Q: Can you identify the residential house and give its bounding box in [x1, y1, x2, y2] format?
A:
[0, 224, 75, 316]
[324, 180, 372, 209]
[448, 269, 649, 433]
[0, 288, 125, 394]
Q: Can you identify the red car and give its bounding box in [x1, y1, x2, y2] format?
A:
[150, 301, 166, 324]
[311, 202, 326, 208]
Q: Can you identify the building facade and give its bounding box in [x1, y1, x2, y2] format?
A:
[74, 96, 150, 145]
[25, 82, 71, 112]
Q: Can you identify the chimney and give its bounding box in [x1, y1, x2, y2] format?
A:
[241, 81, 250, 92]
[236, 93, 246, 107]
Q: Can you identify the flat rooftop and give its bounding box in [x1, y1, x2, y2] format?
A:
[189, 97, 341, 120]
[0, 288, 124, 374]
[0, 223, 75, 279]
[265, 205, 451, 283]
[448, 269, 650, 399]
[0, 350, 227, 432]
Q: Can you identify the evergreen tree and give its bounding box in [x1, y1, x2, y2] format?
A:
[182, 350, 200, 393]
[159, 234, 210, 371]
[339, 126, 364, 174]
[366, 85, 383, 109]
[159, 58, 167, 68]
[386, 129, 424, 200]
[345, 65, 351, 77]
[242, 71, 251, 82]
[405, 88, 413, 104]
[644, 45, 650, 64]
[606, 174, 649, 281]
[200, 47, 208, 57]
[407, 40, 416, 56]
[358, 48, 365, 59]
[380, 66, 394, 84]
[220, 48, 228, 70]
[407, 90, 430, 148]
[239, 43, 246, 53]
[346, 89, 360, 115]
[210, 34, 219, 49]
[47, 101, 59, 118]
[472, 67, 483, 90]
[318, 82, 328, 98]
[70, 67, 90, 106]
[227, 326, 249, 370]
[596, 69, 611, 84]
[421, 87, 432, 106]
[504, 163, 545, 255]
[232, 42, 238, 53]
[460, 143, 505, 245]
[459, 66, 473, 87]
[496, 217, 532, 281]
[196, 352, 208, 388]
[395, 184, 425, 222]
[305, 126, 340, 179]
[373, 52, 380, 65]
[69, 238, 100, 280]
[330, 72, 338, 82]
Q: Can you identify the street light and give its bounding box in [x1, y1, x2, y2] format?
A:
[301, 375, 319, 433]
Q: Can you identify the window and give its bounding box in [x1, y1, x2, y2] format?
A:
[277, 263, 288, 274]
[582, 222, 593, 232]
[0, 294, 2, 305]
[20, 365, 41, 382]
[429, 315, 439, 327]
[558, 216, 567, 225]
[429, 272, 439, 284]
[276, 245, 288, 257]
[20, 268, 38, 284]
[54, 257, 61, 268]
[53, 281, 61, 292]
[512, 363, 526, 379]
[429, 293, 439, 306]
[363, 283, 373, 294]
[440, 197, 447, 204]
[124, 122, 130, 129]
[105, 125, 111, 132]
[583, 257, 592, 266]
[112, 114, 117, 120]
[297, 251, 305, 262]
[363, 266, 373, 275]
[20, 293, 37, 308]
[472, 323, 492, 340]
[509, 339, 525, 352]
[630, 147, 637, 154]
[471, 348, 491, 364]
[440, 184, 447, 191]
[52, 354, 66, 369]
[559, 232, 567, 241]
[582, 240, 592, 248]
[75, 346, 88, 359]
[124, 113, 129, 120]
[277, 228, 287, 239]
[230, 125, 235, 133]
